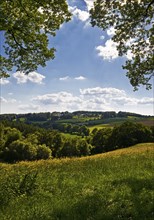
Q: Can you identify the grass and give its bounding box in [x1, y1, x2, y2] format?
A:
[0, 143, 154, 220]
[61, 132, 79, 138]
[88, 124, 111, 132]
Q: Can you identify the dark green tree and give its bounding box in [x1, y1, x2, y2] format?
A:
[0, 0, 71, 77]
[109, 121, 153, 149]
[90, 0, 154, 90]
[91, 128, 112, 154]
[3, 140, 37, 162]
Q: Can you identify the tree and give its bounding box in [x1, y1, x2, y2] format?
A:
[90, 0, 154, 90]
[3, 140, 37, 162]
[0, 0, 71, 77]
[109, 121, 152, 148]
[4, 127, 22, 147]
[36, 144, 52, 160]
[91, 128, 112, 154]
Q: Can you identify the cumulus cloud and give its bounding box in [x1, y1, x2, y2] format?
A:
[0, 78, 10, 85]
[96, 39, 119, 61]
[31, 87, 153, 113]
[97, 26, 135, 61]
[32, 92, 81, 105]
[80, 87, 154, 109]
[69, 6, 89, 22]
[13, 71, 45, 84]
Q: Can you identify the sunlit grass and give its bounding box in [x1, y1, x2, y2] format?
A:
[0, 143, 154, 220]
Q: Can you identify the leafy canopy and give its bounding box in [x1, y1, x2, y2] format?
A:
[0, 0, 71, 77]
[90, 0, 154, 90]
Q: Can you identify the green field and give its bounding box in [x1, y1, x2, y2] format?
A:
[88, 117, 154, 132]
[0, 143, 154, 220]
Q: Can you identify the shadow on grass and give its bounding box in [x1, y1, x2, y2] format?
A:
[52, 177, 154, 220]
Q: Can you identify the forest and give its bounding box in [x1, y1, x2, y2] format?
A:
[0, 112, 153, 163]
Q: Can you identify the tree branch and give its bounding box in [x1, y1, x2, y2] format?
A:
[8, 29, 27, 50]
[145, 0, 154, 17]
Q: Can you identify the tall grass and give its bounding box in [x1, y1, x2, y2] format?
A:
[0, 143, 154, 220]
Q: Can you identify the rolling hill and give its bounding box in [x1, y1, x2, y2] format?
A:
[0, 143, 154, 220]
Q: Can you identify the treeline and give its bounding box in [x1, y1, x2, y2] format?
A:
[52, 123, 89, 136]
[0, 120, 153, 163]
[0, 111, 148, 123]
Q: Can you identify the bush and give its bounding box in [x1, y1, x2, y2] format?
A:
[36, 144, 52, 159]
[3, 140, 37, 162]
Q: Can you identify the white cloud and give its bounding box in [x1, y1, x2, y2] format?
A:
[97, 27, 135, 61]
[59, 76, 86, 81]
[80, 87, 126, 97]
[13, 71, 45, 84]
[32, 91, 82, 112]
[126, 50, 134, 60]
[18, 104, 39, 111]
[32, 92, 81, 106]
[74, 76, 86, 80]
[84, 0, 94, 10]
[59, 76, 70, 81]
[96, 38, 134, 61]
[69, 6, 89, 22]
[0, 97, 7, 103]
[111, 97, 137, 106]
[28, 87, 153, 114]
[100, 35, 105, 40]
[96, 39, 119, 60]
[107, 27, 116, 36]
[80, 87, 154, 109]
[0, 78, 10, 85]
[0, 97, 17, 104]
[137, 97, 154, 105]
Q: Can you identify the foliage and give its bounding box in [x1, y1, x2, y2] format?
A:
[109, 121, 153, 149]
[0, 143, 153, 219]
[3, 140, 37, 162]
[0, 0, 71, 76]
[90, 0, 154, 90]
[36, 144, 52, 160]
[91, 128, 112, 154]
[58, 138, 91, 157]
[0, 119, 153, 162]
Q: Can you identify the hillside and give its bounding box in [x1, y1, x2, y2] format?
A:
[0, 111, 153, 130]
[0, 143, 154, 220]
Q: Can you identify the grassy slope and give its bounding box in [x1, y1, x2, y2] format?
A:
[88, 117, 154, 131]
[0, 143, 154, 220]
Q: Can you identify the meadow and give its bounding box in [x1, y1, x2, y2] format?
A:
[0, 143, 154, 220]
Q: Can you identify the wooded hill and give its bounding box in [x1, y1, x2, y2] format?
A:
[0, 112, 153, 163]
[0, 111, 153, 129]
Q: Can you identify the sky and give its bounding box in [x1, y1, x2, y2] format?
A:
[0, 0, 154, 115]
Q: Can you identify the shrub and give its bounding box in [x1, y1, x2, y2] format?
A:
[36, 144, 52, 160]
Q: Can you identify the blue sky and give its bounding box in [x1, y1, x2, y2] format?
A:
[0, 0, 153, 115]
